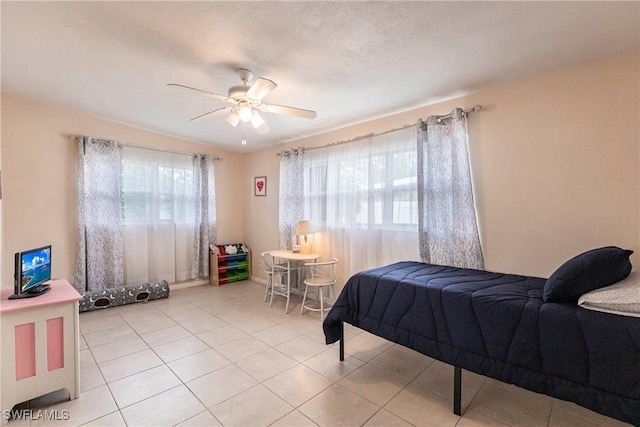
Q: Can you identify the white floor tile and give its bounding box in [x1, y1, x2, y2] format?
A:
[275, 335, 327, 362]
[31, 385, 117, 427]
[384, 383, 460, 427]
[271, 410, 318, 427]
[363, 409, 415, 426]
[80, 410, 126, 426]
[467, 382, 552, 427]
[108, 365, 181, 408]
[343, 333, 394, 362]
[180, 315, 227, 334]
[175, 410, 222, 427]
[167, 348, 231, 382]
[210, 384, 293, 427]
[299, 383, 380, 427]
[80, 365, 105, 392]
[263, 364, 333, 407]
[303, 348, 365, 381]
[339, 363, 409, 406]
[129, 315, 178, 335]
[455, 409, 509, 427]
[98, 348, 163, 383]
[236, 348, 298, 382]
[252, 324, 301, 346]
[214, 335, 270, 362]
[141, 324, 191, 347]
[411, 361, 485, 408]
[152, 335, 209, 363]
[197, 325, 247, 347]
[79, 349, 96, 369]
[90, 336, 148, 363]
[120, 385, 205, 426]
[369, 345, 432, 381]
[218, 312, 279, 334]
[186, 364, 257, 408]
[79, 313, 128, 335]
[83, 325, 137, 348]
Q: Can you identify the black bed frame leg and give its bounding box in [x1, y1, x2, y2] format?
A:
[339, 322, 345, 361]
[453, 365, 462, 416]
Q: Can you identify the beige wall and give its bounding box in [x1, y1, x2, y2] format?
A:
[245, 51, 640, 281]
[3, 51, 638, 289]
[1, 95, 245, 288]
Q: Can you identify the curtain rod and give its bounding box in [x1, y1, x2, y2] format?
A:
[419, 104, 483, 129]
[277, 123, 416, 156]
[70, 135, 222, 161]
[277, 104, 482, 156]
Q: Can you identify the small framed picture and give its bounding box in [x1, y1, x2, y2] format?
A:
[255, 176, 267, 196]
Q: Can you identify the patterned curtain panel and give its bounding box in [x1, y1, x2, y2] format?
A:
[279, 149, 305, 249]
[192, 154, 217, 278]
[417, 108, 484, 269]
[74, 137, 124, 292]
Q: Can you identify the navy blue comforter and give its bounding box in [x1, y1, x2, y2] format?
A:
[323, 262, 640, 424]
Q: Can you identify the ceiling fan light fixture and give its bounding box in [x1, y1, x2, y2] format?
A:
[238, 102, 252, 122]
[251, 110, 265, 128]
[226, 110, 240, 127]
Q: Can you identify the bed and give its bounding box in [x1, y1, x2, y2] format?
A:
[322, 247, 640, 424]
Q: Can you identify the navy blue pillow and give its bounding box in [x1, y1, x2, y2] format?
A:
[543, 246, 633, 303]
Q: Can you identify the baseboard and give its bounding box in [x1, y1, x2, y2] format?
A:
[170, 278, 209, 290]
[251, 275, 267, 285]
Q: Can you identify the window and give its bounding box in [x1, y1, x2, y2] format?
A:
[304, 128, 418, 231]
[301, 126, 420, 285]
[120, 147, 198, 285]
[121, 151, 195, 224]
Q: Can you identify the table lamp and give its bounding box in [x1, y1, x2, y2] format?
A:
[296, 220, 312, 254]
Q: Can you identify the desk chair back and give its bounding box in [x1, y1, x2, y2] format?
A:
[301, 258, 338, 320]
[261, 251, 275, 302]
[305, 258, 338, 286]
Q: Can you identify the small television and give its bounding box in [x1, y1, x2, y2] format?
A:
[10, 245, 52, 299]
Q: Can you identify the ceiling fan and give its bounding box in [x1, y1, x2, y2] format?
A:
[168, 69, 317, 135]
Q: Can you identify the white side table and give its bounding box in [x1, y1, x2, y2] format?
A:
[0, 280, 81, 424]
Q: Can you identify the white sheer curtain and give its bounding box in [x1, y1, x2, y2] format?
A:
[418, 108, 483, 269]
[121, 147, 200, 285]
[74, 137, 124, 292]
[279, 149, 305, 249]
[304, 127, 420, 288]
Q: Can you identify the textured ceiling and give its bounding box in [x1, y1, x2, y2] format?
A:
[2, 1, 639, 153]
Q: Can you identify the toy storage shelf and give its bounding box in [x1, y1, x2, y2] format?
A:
[209, 244, 251, 286]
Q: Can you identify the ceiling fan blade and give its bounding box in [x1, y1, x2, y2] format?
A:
[189, 106, 232, 122]
[261, 103, 317, 120]
[246, 77, 277, 100]
[167, 83, 233, 103]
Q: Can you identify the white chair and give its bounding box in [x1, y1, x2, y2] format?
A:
[261, 251, 275, 302]
[269, 255, 294, 314]
[300, 258, 338, 320]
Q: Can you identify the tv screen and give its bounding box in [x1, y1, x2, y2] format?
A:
[20, 245, 51, 293]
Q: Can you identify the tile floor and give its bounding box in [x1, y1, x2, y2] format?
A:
[8, 280, 630, 427]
